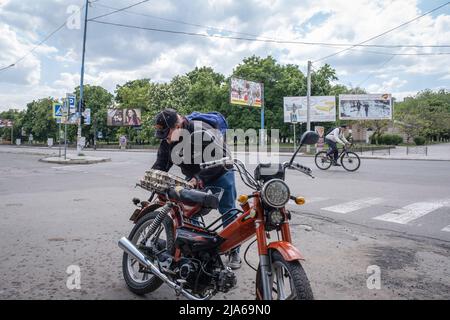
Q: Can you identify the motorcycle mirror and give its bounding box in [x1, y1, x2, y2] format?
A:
[300, 131, 319, 145]
[288, 131, 319, 166]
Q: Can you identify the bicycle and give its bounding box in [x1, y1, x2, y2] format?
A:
[314, 143, 361, 172]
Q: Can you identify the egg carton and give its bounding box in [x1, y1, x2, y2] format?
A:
[137, 169, 191, 193]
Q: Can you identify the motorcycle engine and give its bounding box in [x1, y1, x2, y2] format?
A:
[171, 256, 236, 295]
[176, 257, 200, 283]
[215, 268, 237, 293]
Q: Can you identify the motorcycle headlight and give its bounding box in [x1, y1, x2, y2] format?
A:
[261, 179, 290, 208]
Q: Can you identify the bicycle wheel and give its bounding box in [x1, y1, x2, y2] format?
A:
[314, 151, 332, 170]
[340, 152, 361, 172]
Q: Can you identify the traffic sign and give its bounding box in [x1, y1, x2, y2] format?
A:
[61, 99, 69, 117]
[66, 93, 76, 115]
[53, 103, 63, 119]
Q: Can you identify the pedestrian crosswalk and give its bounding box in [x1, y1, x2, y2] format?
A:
[296, 196, 450, 232]
[322, 197, 384, 214]
[373, 201, 447, 224]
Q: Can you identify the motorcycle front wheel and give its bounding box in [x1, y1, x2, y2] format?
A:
[122, 211, 175, 295]
[255, 251, 314, 300]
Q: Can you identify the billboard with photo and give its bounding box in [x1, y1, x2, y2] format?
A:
[230, 78, 263, 108]
[339, 94, 392, 120]
[283, 96, 336, 123]
[107, 108, 142, 126]
[0, 119, 13, 128]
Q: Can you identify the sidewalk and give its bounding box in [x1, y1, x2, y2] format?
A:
[356, 144, 450, 161]
[1, 143, 450, 161]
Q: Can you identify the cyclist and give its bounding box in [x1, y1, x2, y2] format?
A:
[325, 125, 350, 166]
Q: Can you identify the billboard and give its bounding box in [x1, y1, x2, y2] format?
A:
[107, 108, 142, 126]
[283, 96, 336, 123]
[230, 78, 263, 108]
[339, 94, 392, 120]
[0, 119, 13, 128]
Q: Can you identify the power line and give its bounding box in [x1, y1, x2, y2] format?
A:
[313, 1, 450, 63]
[92, 2, 277, 42]
[0, 3, 86, 74]
[88, 0, 150, 21]
[89, 19, 450, 56]
[91, 2, 450, 49]
[352, 55, 396, 93]
[0, 64, 15, 73]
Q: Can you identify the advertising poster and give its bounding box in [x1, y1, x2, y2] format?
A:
[283, 96, 336, 123]
[315, 126, 325, 151]
[230, 78, 263, 108]
[339, 94, 392, 120]
[107, 109, 142, 127]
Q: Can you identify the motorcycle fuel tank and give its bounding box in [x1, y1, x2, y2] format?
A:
[175, 226, 224, 254]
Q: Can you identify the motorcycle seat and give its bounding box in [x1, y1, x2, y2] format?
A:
[167, 187, 220, 209]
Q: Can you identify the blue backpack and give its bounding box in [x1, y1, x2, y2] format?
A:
[186, 111, 229, 136]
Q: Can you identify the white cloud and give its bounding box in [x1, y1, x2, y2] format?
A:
[368, 77, 407, 93]
[0, 0, 449, 111]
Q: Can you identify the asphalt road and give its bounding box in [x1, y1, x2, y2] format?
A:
[0, 147, 449, 299]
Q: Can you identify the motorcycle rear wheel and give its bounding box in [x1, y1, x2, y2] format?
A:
[255, 251, 314, 300]
[122, 211, 175, 295]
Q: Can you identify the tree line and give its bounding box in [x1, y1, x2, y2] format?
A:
[1, 55, 449, 145]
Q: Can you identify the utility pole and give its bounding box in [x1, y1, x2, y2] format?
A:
[260, 83, 265, 147]
[58, 121, 61, 157]
[77, 0, 89, 156]
[306, 60, 312, 153]
[293, 122, 297, 151]
[93, 114, 97, 150]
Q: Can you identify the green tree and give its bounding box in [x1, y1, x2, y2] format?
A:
[21, 98, 58, 142]
[74, 84, 114, 145]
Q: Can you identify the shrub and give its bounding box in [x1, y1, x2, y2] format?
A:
[414, 136, 426, 145]
[378, 134, 403, 145]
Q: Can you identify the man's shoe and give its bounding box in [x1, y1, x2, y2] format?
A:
[332, 162, 341, 166]
[228, 251, 242, 270]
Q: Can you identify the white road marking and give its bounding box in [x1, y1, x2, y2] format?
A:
[322, 197, 384, 214]
[441, 225, 450, 232]
[373, 200, 450, 224]
[305, 197, 329, 204]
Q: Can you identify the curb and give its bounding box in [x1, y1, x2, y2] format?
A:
[2, 146, 450, 162]
[38, 157, 111, 165]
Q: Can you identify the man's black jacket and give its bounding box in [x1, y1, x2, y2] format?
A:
[151, 119, 227, 184]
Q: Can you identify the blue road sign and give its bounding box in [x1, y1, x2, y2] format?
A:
[67, 94, 76, 115]
[53, 103, 62, 118]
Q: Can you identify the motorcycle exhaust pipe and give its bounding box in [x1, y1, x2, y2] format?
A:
[118, 237, 211, 301]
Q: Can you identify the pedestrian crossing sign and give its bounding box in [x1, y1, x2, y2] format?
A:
[53, 103, 63, 119]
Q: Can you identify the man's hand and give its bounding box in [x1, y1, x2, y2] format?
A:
[188, 177, 197, 188]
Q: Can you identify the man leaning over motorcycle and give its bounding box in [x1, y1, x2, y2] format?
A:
[151, 108, 241, 269]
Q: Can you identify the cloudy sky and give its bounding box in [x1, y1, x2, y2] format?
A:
[0, 0, 449, 111]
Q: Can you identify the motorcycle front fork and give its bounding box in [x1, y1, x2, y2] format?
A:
[259, 254, 272, 300]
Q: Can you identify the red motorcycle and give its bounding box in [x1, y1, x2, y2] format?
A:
[119, 131, 319, 300]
